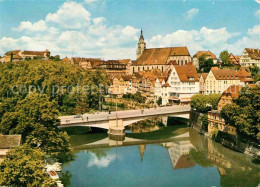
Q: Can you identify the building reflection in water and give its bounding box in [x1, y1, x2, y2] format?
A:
[162, 140, 195, 169]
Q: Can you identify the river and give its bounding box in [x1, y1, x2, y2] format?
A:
[61, 117, 260, 187]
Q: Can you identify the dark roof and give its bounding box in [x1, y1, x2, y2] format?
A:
[245, 48, 260, 60]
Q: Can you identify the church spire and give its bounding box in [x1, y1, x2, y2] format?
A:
[140, 29, 144, 40]
[136, 29, 146, 59]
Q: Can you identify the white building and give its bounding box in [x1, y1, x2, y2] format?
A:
[167, 64, 200, 104]
[240, 48, 260, 67]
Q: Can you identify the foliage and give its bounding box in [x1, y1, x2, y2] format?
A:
[49, 55, 61, 61]
[0, 93, 73, 161]
[249, 65, 260, 82]
[221, 86, 260, 142]
[0, 60, 109, 115]
[156, 96, 162, 106]
[0, 144, 56, 186]
[200, 114, 208, 132]
[208, 94, 221, 110]
[219, 50, 231, 66]
[122, 92, 146, 103]
[191, 94, 209, 113]
[199, 55, 215, 73]
[25, 57, 32, 61]
[191, 94, 221, 113]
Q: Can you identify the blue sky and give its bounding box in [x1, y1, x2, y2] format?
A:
[0, 0, 259, 59]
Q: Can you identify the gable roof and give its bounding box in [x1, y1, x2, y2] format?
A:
[221, 85, 243, 99]
[210, 67, 239, 80]
[245, 48, 260, 60]
[118, 59, 131, 65]
[174, 64, 199, 82]
[193, 51, 217, 60]
[229, 53, 240, 65]
[201, 73, 208, 80]
[134, 47, 190, 65]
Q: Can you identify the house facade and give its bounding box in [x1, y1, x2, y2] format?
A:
[199, 73, 208, 94]
[240, 48, 260, 67]
[207, 85, 243, 137]
[205, 67, 240, 95]
[166, 64, 199, 104]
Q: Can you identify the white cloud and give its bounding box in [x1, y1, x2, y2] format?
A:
[2, 1, 260, 60]
[248, 25, 260, 36]
[46, 2, 91, 29]
[14, 20, 47, 32]
[88, 153, 116, 168]
[148, 27, 245, 56]
[185, 8, 199, 21]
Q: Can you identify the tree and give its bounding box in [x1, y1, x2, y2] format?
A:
[220, 50, 231, 66]
[156, 97, 162, 106]
[10, 53, 13, 62]
[208, 94, 221, 110]
[249, 65, 260, 82]
[199, 54, 215, 73]
[191, 94, 210, 113]
[25, 57, 32, 61]
[0, 144, 56, 186]
[221, 86, 260, 142]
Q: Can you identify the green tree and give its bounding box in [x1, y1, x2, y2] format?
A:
[0, 144, 56, 186]
[191, 94, 210, 113]
[208, 94, 221, 110]
[156, 97, 162, 106]
[220, 50, 231, 66]
[221, 86, 260, 142]
[10, 53, 13, 62]
[199, 55, 215, 73]
[249, 65, 260, 82]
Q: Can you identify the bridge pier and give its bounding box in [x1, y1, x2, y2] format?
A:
[108, 119, 125, 140]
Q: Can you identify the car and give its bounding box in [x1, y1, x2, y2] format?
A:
[74, 114, 82, 118]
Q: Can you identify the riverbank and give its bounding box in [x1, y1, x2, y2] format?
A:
[189, 110, 260, 159]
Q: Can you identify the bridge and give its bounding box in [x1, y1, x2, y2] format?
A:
[59, 105, 190, 136]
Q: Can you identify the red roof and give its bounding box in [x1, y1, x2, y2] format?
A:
[174, 64, 199, 82]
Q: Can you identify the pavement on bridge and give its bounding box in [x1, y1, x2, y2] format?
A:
[59, 105, 191, 125]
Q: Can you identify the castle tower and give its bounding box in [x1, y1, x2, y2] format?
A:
[136, 29, 146, 59]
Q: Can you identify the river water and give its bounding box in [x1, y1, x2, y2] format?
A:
[61, 117, 260, 187]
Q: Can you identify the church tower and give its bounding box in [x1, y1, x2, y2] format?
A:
[136, 29, 146, 59]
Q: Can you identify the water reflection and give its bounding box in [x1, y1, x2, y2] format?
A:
[63, 124, 260, 187]
[162, 140, 195, 169]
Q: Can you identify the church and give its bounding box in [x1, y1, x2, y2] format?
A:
[131, 30, 192, 74]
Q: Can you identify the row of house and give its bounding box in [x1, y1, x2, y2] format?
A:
[109, 64, 254, 106]
[70, 57, 132, 76]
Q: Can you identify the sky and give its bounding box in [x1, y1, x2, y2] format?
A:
[0, 0, 260, 59]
